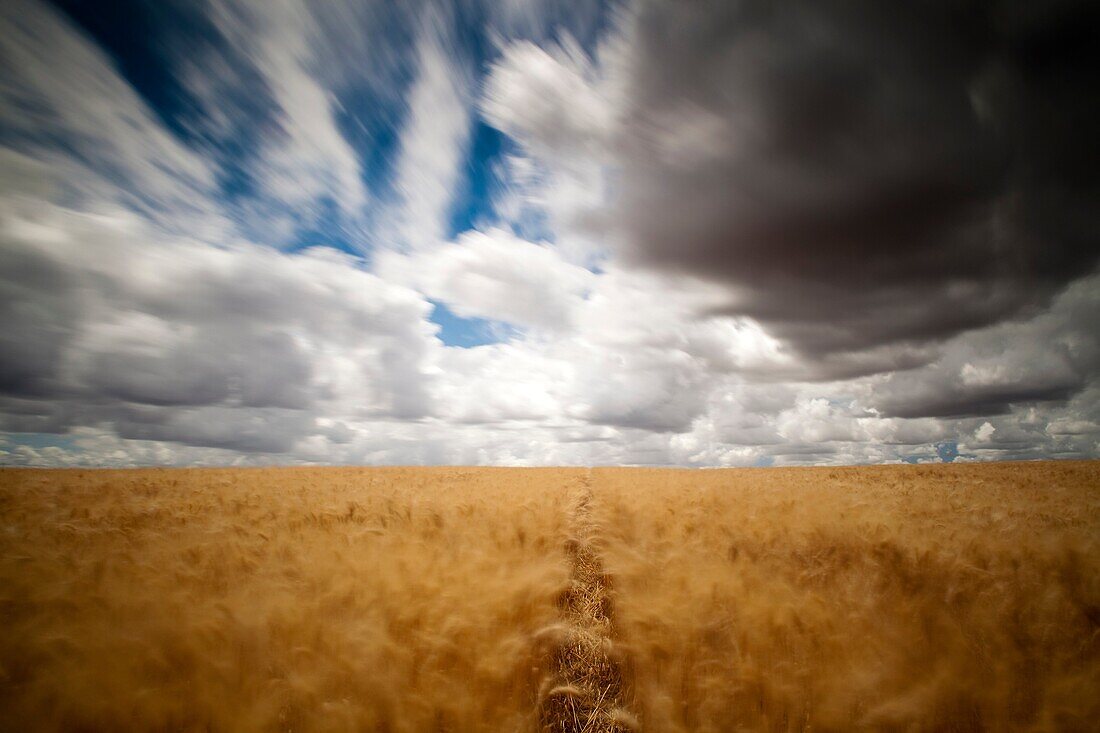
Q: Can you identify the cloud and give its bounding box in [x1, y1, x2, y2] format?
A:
[614, 0, 1099, 358]
[0, 0, 1097, 468]
[431, 341, 572, 423]
[188, 0, 374, 243]
[385, 9, 473, 248]
[871, 275, 1100, 418]
[378, 227, 595, 330]
[0, 227, 79, 396]
[482, 39, 613, 162]
[0, 0, 221, 229]
[481, 34, 618, 262]
[0, 191, 438, 452]
[487, 0, 1100, 362]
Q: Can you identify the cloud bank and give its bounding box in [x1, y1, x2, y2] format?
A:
[0, 0, 1097, 467]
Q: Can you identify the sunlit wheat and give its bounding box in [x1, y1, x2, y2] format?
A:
[1, 462, 1097, 732]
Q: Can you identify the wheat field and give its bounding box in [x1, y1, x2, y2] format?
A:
[1, 462, 1098, 732]
[594, 464, 1100, 732]
[0, 468, 575, 732]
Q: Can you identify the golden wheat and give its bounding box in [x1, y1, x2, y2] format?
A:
[1, 462, 1097, 732]
[0, 467, 574, 732]
[593, 463, 1100, 732]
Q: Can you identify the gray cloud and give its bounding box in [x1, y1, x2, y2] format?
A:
[880, 381, 1077, 420]
[614, 0, 1100, 358]
[113, 405, 315, 454]
[0, 193, 437, 453]
[871, 276, 1100, 418]
[0, 238, 76, 396]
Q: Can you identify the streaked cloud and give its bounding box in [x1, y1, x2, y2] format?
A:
[0, 0, 1096, 467]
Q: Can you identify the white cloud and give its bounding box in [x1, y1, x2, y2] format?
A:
[481, 35, 618, 262]
[386, 12, 472, 249]
[0, 0, 221, 231]
[205, 0, 369, 235]
[378, 227, 595, 331]
[482, 39, 613, 162]
[431, 342, 572, 423]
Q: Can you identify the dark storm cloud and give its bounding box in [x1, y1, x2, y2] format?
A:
[879, 380, 1079, 420]
[618, 0, 1100, 357]
[0, 236, 77, 395]
[870, 275, 1100, 418]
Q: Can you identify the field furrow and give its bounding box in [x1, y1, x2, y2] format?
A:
[539, 470, 637, 733]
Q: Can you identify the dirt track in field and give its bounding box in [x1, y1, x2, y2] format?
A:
[540, 469, 637, 732]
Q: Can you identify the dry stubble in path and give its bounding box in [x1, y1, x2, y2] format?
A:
[539, 469, 638, 733]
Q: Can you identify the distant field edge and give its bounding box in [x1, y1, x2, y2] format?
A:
[1, 459, 1098, 474]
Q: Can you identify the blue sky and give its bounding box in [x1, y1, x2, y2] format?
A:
[46, 0, 606, 257]
[37, 0, 599, 349]
[0, 0, 1097, 467]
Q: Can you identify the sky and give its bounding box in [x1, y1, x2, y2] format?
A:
[0, 0, 1097, 467]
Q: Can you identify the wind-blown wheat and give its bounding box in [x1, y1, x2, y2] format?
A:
[2, 463, 1097, 732]
[0, 467, 573, 732]
[593, 462, 1100, 732]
